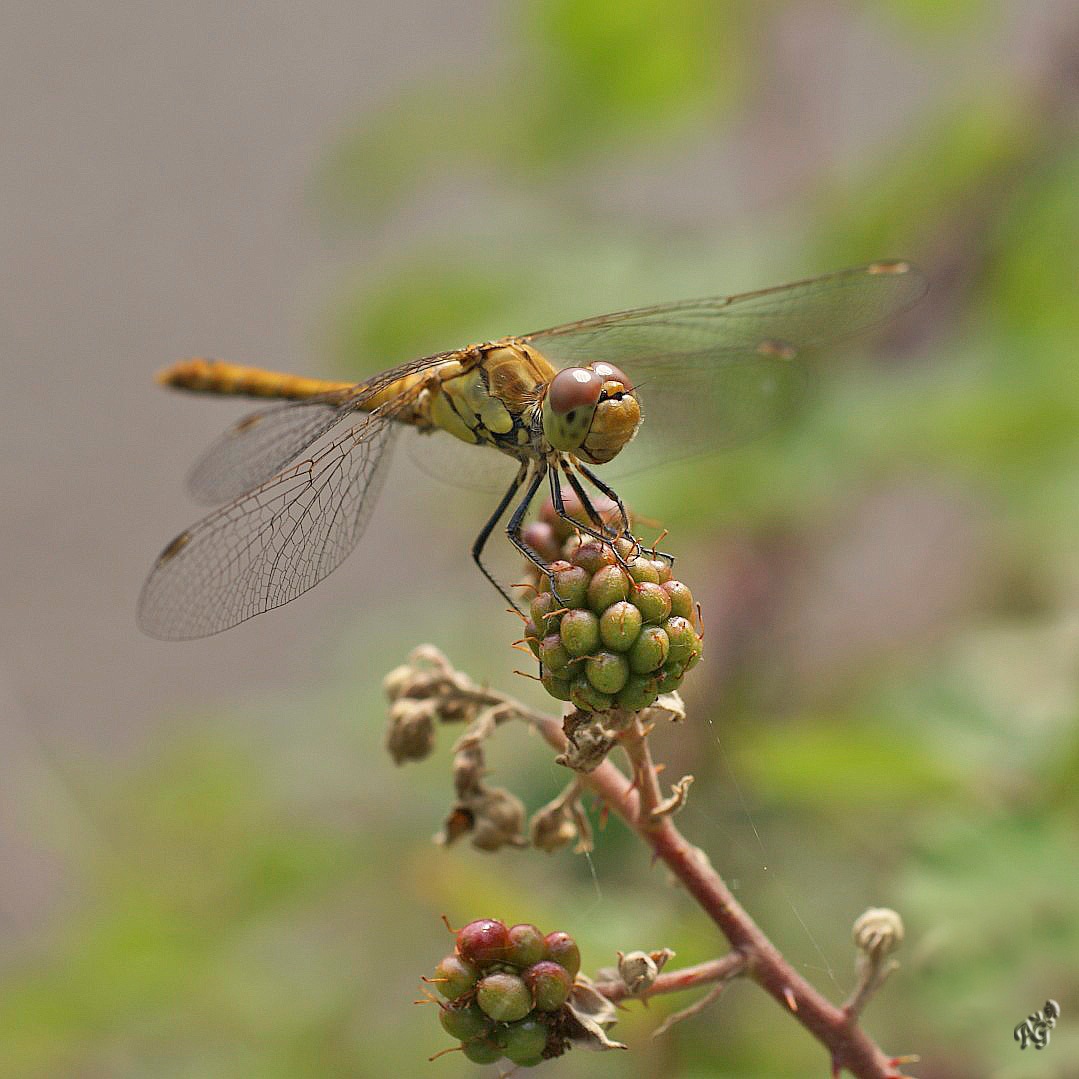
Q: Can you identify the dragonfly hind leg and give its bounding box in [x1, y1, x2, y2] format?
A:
[472, 461, 531, 612]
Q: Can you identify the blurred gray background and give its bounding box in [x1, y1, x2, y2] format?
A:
[0, 0, 505, 942]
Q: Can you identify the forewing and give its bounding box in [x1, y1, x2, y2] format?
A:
[138, 409, 399, 639]
[184, 350, 461, 505]
[523, 261, 926, 473]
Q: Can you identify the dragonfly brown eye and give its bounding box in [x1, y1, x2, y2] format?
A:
[548, 367, 603, 415]
[589, 361, 633, 393]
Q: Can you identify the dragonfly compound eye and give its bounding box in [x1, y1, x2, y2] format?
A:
[543, 367, 604, 451]
[588, 361, 633, 393]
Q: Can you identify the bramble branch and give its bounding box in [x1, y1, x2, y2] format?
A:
[386, 648, 910, 1078]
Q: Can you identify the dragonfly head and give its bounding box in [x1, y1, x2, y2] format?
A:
[542, 362, 640, 464]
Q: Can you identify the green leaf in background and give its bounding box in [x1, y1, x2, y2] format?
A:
[315, 0, 749, 220]
[734, 719, 960, 814]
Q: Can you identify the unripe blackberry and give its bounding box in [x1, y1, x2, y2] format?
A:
[520, 520, 562, 563]
[540, 670, 573, 702]
[456, 918, 510, 965]
[526, 509, 703, 713]
[539, 633, 571, 672]
[506, 923, 547, 968]
[631, 581, 671, 623]
[461, 1038, 503, 1064]
[430, 920, 580, 1067]
[569, 674, 612, 713]
[584, 651, 630, 695]
[586, 565, 631, 612]
[476, 972, 533, 1022]
[549, 561, 589, 608]
[599, 601, 642, 651]
[573, 540, 616, 575]
[543, 931, 581, 978]
[626, 555, 661, 584]
[523, 959, 573, 1011]
[560, 609, 601, 658]
[496, 1016, 549, 1066]
[439, 1000, 490, 1041]
[627, 625, 669, 674]
[616, 673, 663, 711]
[663, 580, 694, 619]
[433, 953, 479, 1000]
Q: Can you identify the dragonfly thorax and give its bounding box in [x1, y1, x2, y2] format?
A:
[541, 361, 641, 464]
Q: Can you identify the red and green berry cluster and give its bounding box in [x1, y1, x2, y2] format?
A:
[432, 918, 580, 1067]
[522, 503, 703, 713]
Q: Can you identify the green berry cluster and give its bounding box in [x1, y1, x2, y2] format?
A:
[432, 918, 580, 1067]
[521, 504, 703, 713]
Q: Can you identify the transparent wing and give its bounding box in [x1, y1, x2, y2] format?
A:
[184, 350, 461, 505]
[138, 408, 399, 640]
[522, 261, 927, 474]
[187, 396, 350, 504]
[404, 425, 521, 493]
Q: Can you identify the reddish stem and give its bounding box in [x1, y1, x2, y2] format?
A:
[592, 953, 746, 1005]
[532, 713, 900, 1079]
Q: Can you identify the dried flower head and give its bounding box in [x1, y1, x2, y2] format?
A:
[616, 948, 675, 995]
[385, 698, 438, 764]
[852, 907, 905, 958]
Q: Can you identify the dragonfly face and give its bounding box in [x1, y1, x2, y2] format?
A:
[540, 362, 640, 464]
[139, 260, 926, 640]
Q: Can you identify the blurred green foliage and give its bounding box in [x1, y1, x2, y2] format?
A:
[317, 0, 747, 218]
[6, 2, 1079, 1077]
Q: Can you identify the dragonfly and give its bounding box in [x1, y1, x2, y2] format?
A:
[138, 260, 925, 640]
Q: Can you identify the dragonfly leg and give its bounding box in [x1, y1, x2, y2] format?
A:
[504, 464, 562, 600]
[551, 462, 638, 571]
[570, 462, 630, 537]
[574, 461, 675, 567]
[472, 461, 529, 611]
[556, 459, 621, 538]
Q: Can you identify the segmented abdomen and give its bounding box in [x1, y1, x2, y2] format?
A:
[157, 358, 356, 401]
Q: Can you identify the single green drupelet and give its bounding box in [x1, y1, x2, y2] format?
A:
[431, 918, 580, 1067]
[521, 497, 703, 712]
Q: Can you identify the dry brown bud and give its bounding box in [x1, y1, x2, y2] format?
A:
[467, 787, 528, 852]
[853, 907, 904, 958]
[530, 797, 579, 853]
[617, 948, 675, 995]
[384, 698, 437, 764]
[382, 663, 415, 701]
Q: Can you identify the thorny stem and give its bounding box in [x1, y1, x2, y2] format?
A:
[391, 649, 905, 1078]
[620, 717, 665, 824]
[525, 709, 905, 1079]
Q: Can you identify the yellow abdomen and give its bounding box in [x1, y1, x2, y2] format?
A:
[157, 359, 356, 401]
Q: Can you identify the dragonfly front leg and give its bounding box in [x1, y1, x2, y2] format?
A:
[556, 458, 622, 538]
[550, 461, 636, 571]
[472, 461, 529, 611]
[574, 460, 675, 567]
[570, 461, 630, 538]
